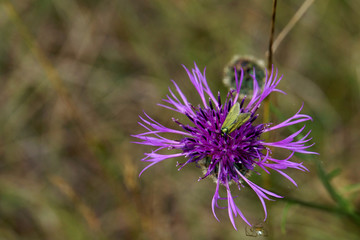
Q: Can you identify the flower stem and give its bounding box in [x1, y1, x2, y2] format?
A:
[263, 0, 278, 189]
[281, 196, 360, 226]
[314, 159, 353, 213]
[267, 0, 278, 70]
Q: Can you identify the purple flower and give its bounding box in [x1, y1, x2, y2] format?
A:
[133, 63, 317, 229]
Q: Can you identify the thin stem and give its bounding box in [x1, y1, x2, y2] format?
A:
[263, 0, 277, 189]
[267, 0, 278, 70]
[314, 159, 352, 212]
[281, 197, 360, 226]
[281, 197, 340, 214]
[273, 0, 315, 53]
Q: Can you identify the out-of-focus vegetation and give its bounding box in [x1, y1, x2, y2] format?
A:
[0, 0, 359, 239]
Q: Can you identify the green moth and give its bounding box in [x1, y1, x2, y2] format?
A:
[221, 102, 251, 135]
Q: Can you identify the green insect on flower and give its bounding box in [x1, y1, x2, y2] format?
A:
[221, 102, 251, 136]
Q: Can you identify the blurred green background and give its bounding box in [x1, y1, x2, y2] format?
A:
[0, 0, 359, 239]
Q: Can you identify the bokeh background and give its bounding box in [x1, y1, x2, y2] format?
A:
[0, 0, 359, 239]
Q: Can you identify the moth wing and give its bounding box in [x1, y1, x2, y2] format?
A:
[229, 113, 251, 133]
[221, 102, 240, 129]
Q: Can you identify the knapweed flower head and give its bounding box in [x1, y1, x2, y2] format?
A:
[133, 63, 316, 229]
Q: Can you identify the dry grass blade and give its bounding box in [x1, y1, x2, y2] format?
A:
[273, 0, 316, 53]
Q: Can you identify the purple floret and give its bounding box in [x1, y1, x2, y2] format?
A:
[133, 63, 317, 229]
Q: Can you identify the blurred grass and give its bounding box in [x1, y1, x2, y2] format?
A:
[0, 0, 359, 239]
